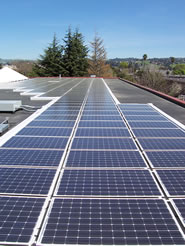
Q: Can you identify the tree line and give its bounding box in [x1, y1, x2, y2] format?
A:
[33, 28, 113, 77]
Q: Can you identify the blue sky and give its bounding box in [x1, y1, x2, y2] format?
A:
[0, 0, 185, 60]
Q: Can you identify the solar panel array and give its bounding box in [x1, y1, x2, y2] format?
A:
[0, 78, 185, 245]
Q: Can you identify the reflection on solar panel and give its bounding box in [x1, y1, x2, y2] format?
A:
[173, 199, 185, 226]
[0, 196, 45, 243]
[81, 115, 122, 121]
[138, 138, 185, 150]
[157, 170, 185, 196]
[78, 121, 126, 128]
[17, 127, 72, 137]
[0, 167, 56, 195]
[28, 120, 75, 127]
[129, 121, 177, 128]
[76, 128, 131, 137]
[72, 137, 136, 149]
[40, 198, 185, 245]
[145, 151, 185, 168]
[133, 129, 185, 137]
[65, 150, 147, 168]
[0, 149, 63, 167]
[3, 136, 68, 149]
[57, 170, 160, 196]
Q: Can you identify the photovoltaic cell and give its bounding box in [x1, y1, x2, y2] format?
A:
[81, 115, 122, 121]
[173, 199, 185, 226]
[17, 127, 72, 137]
[82, 110, 120, 115]
[133, 129, 185, 138]
[3, 136, 68, 149]
[84, 106, 117, 110]
[0, 196, 45, 243]
[76, 128, 131, 137]
[35, 115, 77, 121]
[78, 121, 126, 128]
[27, 120, 75, 127]
[72, 137, 137, 150]
[145, 151, 185, 168]
[129, 121, 177, 128]
[138, 138, 185, 150]
[122, 111, 160, 116]
[125, 115, 168, 121]
[65, 150, 147, 168]
[0, 167, 56, 195]
[0, 149, 63, 167]
[157, 170, 185, 196]
[41, 110, 79, 115]
[57, 169, 160, 196]
[40, 198, 185, 245]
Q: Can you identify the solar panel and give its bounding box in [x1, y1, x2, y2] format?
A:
[0, 167, 56, 195]
[0, 149, 63, 167]
[129, 121, 178, 128]
[72, 137, 137, 150]
[0, 196, 45, 244]
[76, 128, 131, 137]
[80, 115, 122, 121]
[27, 120, 75, 127]
[157, 170, 185, 196]
[65, 150, 147, 168]
[125, 115, 168, 121]
[39, 198, 185, 245]
[17, 127, 72, 137]
[35, 115, 77, 121]
[133, 129, 185, 138]
[3, 136, 68, 149]
[57, 169, 160, 196]
[138, 138, 185, 150]
[145, 151, 185, 168]
[78, 121, 126, 128]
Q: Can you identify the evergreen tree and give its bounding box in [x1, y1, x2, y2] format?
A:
[62, 27, 88, 76]
[88, 34, 113, 77]
[33, 34, 64, 77]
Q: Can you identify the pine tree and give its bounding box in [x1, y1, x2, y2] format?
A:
[88, 34, 113, 77]
[62, 27, 88, 77]
[33, 34, 64, 77]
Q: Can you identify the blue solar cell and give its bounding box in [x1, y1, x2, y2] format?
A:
[122, 111, 160, 116]
[157, 170, 185, 196]
[0, 149, 63, 167]
[125, 115, 168, 121]
[3, 136, 68, 149]
[138, 139, 185, 150]
[42, 110, 79, 115]
[133, 129, 185, 137]
[40, 198, 185, 245]
[27, 120, 75, 127]
[78, 121, 126, 128]
[0, 196, 44, 243]
[145, 151, 185, 168]
[76, 128, 130, 137]
[57, 169, 160, 196]
[35, 115, 77, 121]
[49, 106, 81, 110]
[17, 127, 72, 137]
[83, 110, 120, 115]
[84, 106, 117, 110]
[0, 167, 56, 195]
[72, 137, 137, 149]
[66, 150, 147, 168]
[81, 115, 122, 121]
[129, 121, 178, 128]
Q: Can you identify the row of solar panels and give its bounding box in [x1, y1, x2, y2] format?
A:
[0, 78, 185, 245]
